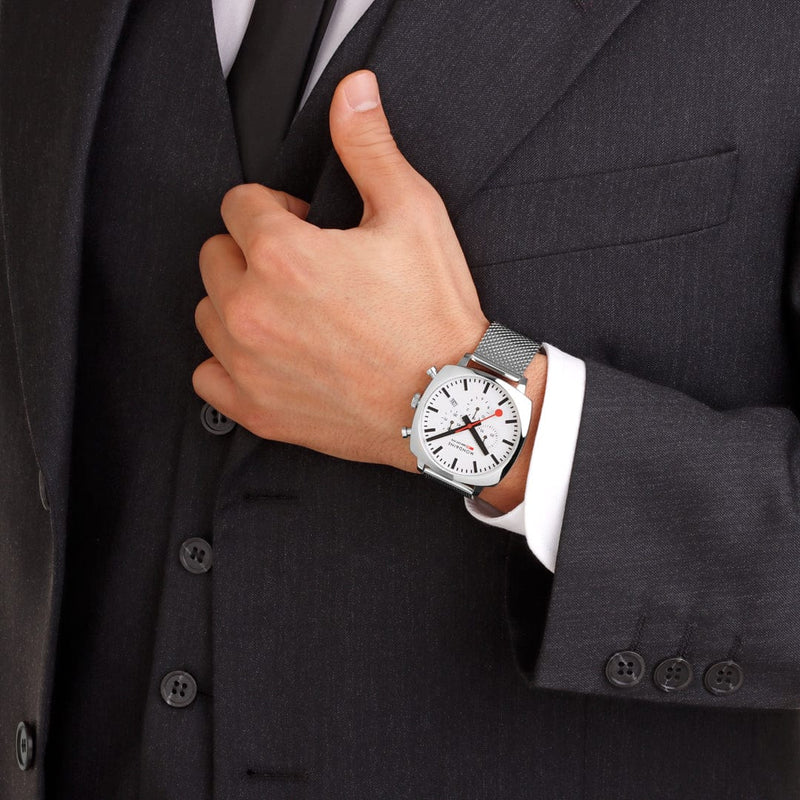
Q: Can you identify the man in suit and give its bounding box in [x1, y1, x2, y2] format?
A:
[3, 0, 800, 798]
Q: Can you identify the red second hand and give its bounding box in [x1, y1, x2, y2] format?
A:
[453, 408, 502, 434]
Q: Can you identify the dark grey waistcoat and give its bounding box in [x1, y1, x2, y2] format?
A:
[4, 0, 800, 798]
[44, 0, 243, 794]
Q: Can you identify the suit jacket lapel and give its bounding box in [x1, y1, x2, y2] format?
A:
[0, 0, 134, 514]
[292, 0, 645, 226]
[273, 0, 400, 201]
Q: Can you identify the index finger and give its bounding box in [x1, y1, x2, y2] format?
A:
[220, 183, 311, 253]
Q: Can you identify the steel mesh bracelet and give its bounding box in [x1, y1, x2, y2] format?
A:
[472, 322, 542, 381]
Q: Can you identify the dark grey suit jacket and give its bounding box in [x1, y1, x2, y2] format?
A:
[3, 0, 800, 797]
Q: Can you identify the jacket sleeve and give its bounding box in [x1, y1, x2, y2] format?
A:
[512, 344, 800, 709]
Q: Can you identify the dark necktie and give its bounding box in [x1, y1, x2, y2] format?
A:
[227, 0, 337, 185]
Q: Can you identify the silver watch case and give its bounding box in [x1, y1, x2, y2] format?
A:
[409, 364, 533, 496]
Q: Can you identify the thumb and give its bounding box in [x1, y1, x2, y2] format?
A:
[329, 70, 419, 222]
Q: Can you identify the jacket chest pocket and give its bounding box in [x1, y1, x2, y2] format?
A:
[455, 148, 738, 268]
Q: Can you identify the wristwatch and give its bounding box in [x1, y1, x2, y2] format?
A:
[401, 322, 542, 497]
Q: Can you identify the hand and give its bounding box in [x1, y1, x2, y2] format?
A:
[193, 70, 489, 472]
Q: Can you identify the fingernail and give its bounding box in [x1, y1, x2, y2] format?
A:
[344, 71, 380, 112]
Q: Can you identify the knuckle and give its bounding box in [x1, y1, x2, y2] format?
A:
[406, 176, 444, 215]
[219, 186, 240, 218]
[190, 366, 205, 398]
[246, 229, 285, 270]
[194, 297, 218, 338]
[228, 349, 254, 383]
[224, 293, 265, 344]
[220, 183, 258, 216]
[198, 233, 227, 267]
[374, 170, 444, 225]
[194, 298, 207, 329]
[249, 231, 310, 286]
[413, 190, 450, 237]
[419, 180, 446, 212]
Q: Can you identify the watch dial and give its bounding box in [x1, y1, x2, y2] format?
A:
[421, 375, 521, 477]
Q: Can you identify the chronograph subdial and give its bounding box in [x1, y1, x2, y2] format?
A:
[471, 420, 499, 451]
[419, 374, 521, 479]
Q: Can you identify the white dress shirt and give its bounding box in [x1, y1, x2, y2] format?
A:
[210, 0, 587, 572]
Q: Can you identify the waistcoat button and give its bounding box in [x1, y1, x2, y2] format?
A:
[15, 722, 35, 771]
[179, 537, 213, 574]
[200, 402, 236, 435]
[160, 671, 198, 708]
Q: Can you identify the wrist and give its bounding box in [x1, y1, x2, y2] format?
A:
[475, 351, 547, 512]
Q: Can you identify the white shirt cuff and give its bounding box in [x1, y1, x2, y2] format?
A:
[464, 343, 586, 573]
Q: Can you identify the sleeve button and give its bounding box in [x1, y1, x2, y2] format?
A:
[703, 660, 744, 695]
[653, 656, 693, 692]
[604, 650, 645, 688]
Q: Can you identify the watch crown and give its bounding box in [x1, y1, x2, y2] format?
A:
[400, 427, 412, 439]
[426, 366, 438, 380]
[410, 393, 421, 409]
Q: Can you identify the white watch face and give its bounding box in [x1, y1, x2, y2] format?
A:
[420, 374, 521, 478]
